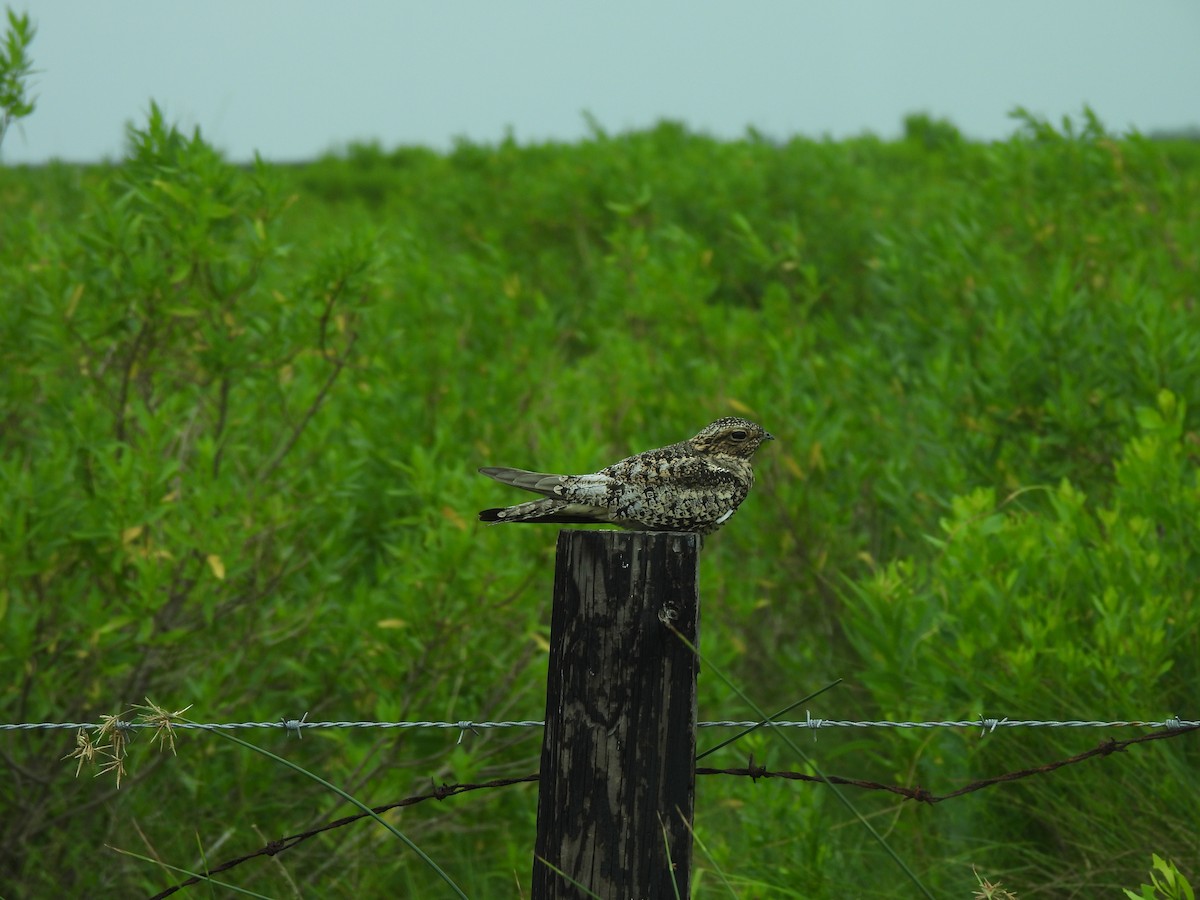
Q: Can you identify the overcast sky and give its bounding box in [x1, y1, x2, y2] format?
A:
[4, 1, 1199, 164]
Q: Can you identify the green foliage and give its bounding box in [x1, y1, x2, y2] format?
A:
[903, 112, 965, 152]
[2, 104, 1200, 897]
[1125, 855, 1196, 900]
[1, 104, 394, 896]
[0, 6, 35, 153]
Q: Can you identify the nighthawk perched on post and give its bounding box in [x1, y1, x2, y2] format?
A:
[478, 417, 774, 535]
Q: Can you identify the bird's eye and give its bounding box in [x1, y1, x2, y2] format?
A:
[729, 429, 749, 441]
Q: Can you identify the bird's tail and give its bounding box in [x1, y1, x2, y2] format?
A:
[477, 467, 568, 497]
[479, 498, 609, 525]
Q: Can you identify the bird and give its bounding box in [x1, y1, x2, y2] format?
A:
[477, 417, 774, 535]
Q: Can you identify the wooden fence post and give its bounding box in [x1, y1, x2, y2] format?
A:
[531, 529, 701, 900]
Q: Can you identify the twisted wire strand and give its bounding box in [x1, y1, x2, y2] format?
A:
[2, 716, 1194, 732]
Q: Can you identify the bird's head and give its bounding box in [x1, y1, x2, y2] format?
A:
[690, 417, 775, 459]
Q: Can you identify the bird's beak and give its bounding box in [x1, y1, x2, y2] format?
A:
[764, 432, 776, 441]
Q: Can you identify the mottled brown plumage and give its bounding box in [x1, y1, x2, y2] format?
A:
[478, 417, 774, 535]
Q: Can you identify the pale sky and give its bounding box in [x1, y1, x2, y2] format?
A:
[4, 1, 1199, 164]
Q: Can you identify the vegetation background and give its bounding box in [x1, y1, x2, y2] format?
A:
[1, 28, 1198, 893]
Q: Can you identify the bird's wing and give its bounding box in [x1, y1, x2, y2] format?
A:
[598, 452, 739, 489]
[547, 454, 731, 505]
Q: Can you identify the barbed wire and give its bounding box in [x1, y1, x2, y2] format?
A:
[2, 715, 1195, 737]
[699, 724, 1200, 802]
[145, 723, 1198, 899]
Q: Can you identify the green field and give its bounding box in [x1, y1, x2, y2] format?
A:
[2, 105, 1199, 897]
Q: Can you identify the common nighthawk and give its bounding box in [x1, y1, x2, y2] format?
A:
[478, 417, 774, 535]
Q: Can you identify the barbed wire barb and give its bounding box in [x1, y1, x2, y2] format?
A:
[979, 716, 1007, 736]
[282, 712, 308, 740]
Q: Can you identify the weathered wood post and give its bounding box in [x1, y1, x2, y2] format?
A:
[531, 529, 700, 900]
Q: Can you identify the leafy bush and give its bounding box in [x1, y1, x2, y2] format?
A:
[0, 7, 36, 153]
[2, 103, 1199, 896]
[1125, 855, 1195, 900]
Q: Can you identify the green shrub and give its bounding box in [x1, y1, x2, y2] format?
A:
[2, 105, 1198, 896]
